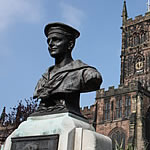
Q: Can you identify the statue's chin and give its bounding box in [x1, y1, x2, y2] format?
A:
[50, 53, 65, 59]
[49, 51, 56, 57]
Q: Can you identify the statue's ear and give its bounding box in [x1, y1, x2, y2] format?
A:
[68, 40, 75, 50]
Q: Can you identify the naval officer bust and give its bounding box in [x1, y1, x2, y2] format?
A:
[33, 22, 102, 115]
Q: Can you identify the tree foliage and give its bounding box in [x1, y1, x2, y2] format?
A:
[0, 97, 38, 128]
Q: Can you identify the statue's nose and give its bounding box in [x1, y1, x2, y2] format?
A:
[49, 40, 54, 47]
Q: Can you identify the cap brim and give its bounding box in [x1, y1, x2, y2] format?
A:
[44, 22, 80, 39]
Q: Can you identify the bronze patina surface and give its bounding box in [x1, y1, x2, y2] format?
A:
[33, 22, 102, 116]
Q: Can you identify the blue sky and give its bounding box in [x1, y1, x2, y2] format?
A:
[0, 0, 147, 112]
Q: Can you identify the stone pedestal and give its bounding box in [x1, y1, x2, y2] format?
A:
[3, 113, 112, 150]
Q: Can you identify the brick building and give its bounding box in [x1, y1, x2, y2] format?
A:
[0, 126, 14, 147]
[82, 1, 150, 149]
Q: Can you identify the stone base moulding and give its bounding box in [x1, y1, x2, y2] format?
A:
[3, 113, 112, 150]
[74, 128, 112, 150]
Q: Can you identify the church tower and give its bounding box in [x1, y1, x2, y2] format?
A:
[120, 0, 150, 90]
[88, 1, 150, 150]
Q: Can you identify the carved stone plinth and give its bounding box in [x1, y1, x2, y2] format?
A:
[3, 113, 112, 150]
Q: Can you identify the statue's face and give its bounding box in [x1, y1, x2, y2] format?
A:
[47, 32, 69, 58]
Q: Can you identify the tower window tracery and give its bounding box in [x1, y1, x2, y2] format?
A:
[104, 100, 110, 120]
[125, 23, 149, 48]
[141, 31, 146, 43]
[125, 95, 131, 117]
[115, 97, 122, 119]
[129, 36, 133, 47]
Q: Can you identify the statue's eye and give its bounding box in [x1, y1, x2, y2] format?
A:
[53, 37, 61, 42]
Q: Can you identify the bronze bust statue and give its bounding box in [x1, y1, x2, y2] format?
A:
[33, 22, 102, 116]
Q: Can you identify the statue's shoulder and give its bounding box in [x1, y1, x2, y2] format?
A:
[73, 60, 96, 70]
[74, 60, 88, 67]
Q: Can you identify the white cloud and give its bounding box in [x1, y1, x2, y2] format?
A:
[60, 2, 85, 28]
[0, 0, 43, 31]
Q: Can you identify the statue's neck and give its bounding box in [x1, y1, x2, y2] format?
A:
[54, 54, 73, 69]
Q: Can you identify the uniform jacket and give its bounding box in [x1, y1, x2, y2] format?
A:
[33, 60, 102, 99]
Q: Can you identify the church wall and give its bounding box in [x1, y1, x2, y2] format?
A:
[81, 105, 95, 124]
[0, 125, 14, 146]
[96, 120, 130, 147]
[92, 82, 150, 149]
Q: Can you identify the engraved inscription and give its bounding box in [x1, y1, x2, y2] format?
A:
[23, 143, 39, 150]
[11, 135, 59, 150]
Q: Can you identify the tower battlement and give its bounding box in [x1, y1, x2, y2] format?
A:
[96, 82, 143, 99]
[81, 105, 95, 114]
[125, 12, 150, 27]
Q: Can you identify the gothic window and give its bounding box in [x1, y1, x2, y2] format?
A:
[109, 128, 126, 150]
[141, 32, 146, 43]
[125, 95, 131, 117]
[133, 32, 141, 46]
[104, 100, 110, 121]
[136, 35, 140, 45]
[115, 97, 122, 119]
[145, 32, 148, 41]
[136, 34, 140, 44]
[129, 36, 133, 47]
[127, 35, 133, 47]
[128, 56, 133, 76]
[133, 36, 136, 46]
